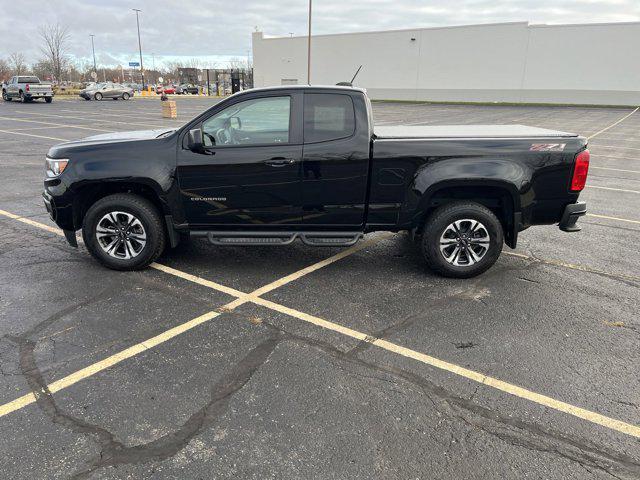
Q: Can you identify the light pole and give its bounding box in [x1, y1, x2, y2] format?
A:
[132, 8, 145, 89]
[89, 34, 97, 77]
[307, 0, 312, 84]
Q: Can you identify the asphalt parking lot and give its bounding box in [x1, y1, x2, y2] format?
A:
[0, 95, 639, 479]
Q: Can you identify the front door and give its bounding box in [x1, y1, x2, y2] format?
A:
[177, 93, 304, 228]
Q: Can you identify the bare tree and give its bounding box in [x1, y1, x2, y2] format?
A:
[8, 52, 27, 76]
[0, 58, 11, 82]
[39, 23, 70, 82]
[227, 57, 248, 70]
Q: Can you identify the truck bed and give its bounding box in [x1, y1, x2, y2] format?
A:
[374, 125, 577, 139]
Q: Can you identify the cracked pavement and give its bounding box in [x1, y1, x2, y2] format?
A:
[0, 98, 639, 479]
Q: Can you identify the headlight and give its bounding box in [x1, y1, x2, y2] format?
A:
[45, 157, 69, 177]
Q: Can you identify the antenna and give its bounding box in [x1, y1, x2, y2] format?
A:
[350, 65, 363, 84]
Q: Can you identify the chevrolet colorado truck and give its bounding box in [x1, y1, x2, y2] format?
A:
[2, 75, 54, 103]
[42, 86, 589, 278]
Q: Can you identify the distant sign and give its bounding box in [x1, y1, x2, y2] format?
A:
[90, 71, 97, 80]
[158, 76, 164, 83]
[129, 62, 140, 67]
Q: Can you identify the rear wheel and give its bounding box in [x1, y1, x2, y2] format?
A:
[82, 194, 166, 271]
[45, 97, 52, 103]
[420, 201, 503, 278]
[94, 92, 103, 101]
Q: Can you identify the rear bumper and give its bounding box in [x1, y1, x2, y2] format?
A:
[559, 201, 587, 232]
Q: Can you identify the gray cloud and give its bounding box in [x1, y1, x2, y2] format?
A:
[0, 0, 638, 67]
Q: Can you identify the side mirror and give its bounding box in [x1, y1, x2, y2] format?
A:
[187, 128, 204, 151]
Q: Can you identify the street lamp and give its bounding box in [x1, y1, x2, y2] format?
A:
[307, 0, 312, 84]
[132, 8, 145, 89]
[89, 34, 97, 75]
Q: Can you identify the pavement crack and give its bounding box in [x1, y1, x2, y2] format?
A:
[69, 332, 282, 479]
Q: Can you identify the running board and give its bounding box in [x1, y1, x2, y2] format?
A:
[191, 231, 363, 247]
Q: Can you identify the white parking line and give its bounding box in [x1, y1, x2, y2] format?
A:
[589, 144, 640, 152]
[0, 115, 114, 133]
[14, 110, 176, 130]
[587, 185, 640, 195]
[1, 209, 640, 440]
[0, 128, 69, 142]
[591, 166, 640, 174]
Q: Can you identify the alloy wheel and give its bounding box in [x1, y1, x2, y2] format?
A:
[439, 219, 490, 266]
[96, 211, 147, 260]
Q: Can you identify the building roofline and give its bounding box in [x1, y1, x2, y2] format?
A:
[257, 20, 640, 40]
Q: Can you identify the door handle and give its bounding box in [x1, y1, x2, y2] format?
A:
[264, 157, 295, 167]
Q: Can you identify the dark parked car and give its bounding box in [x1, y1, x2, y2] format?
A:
[42, 86, 589, 278]
[177, 84, 199, 95]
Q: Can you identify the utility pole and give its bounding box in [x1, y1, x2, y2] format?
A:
[132, 8, 145, 89]
[89, 34, 97, 76]
[307, 0, 312, 84]
[152, 53, 155, 85]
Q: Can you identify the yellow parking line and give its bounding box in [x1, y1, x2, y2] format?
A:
[2, 208, 640, 439]
[0, 129, 69, 142]
[0, 115, 113, 133]
[587, 107, 638, 140]
[586, 213, 640, 225]
[0, 311, 219, 417]
[503, 251, 640, 283]
[587, 185, 640, 194]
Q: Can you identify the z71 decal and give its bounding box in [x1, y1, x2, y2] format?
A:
[529, 143, 566, 152]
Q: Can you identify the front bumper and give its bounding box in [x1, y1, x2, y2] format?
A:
[42, 190, 77, 246]
[559, 201, 587, 232]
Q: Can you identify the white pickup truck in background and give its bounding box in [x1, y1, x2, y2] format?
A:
[2, 75, 54, 103]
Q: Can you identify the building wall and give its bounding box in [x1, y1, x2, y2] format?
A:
[252, 21, 640, 106]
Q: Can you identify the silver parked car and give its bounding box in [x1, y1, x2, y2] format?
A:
[79, 82, 134, 101]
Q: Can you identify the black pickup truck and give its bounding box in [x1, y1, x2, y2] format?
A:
[43, 86, 589, 278]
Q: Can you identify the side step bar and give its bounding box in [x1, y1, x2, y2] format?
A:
[191, 231, 363, 247]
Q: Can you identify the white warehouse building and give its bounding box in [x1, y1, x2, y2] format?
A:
[252, 21, 640, 106]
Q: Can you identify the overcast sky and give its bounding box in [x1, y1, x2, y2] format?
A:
[1, 0, 638, 69]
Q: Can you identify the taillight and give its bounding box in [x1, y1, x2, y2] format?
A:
[571, 149, 590, 191]
[25, 84, 30, 92]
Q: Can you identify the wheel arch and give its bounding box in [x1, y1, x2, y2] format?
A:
[413, 180, 520, 248]
[71, 179, 170, 230]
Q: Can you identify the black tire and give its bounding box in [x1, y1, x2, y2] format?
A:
[82, 193, 166, 271]
[94, 92, 103, 101]
[2, 90, 11, 101]
[45, 97, 53, 103]
[122, 92, 130, 100]
[19, 91, 26, 103]
[420, 201, 503, 278]
[112, 97, 118, 100]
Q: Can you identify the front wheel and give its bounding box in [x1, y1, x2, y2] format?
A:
[94, 92, 103, 101]
[2, 90, 11, 101]
[122, 92, 130, 100]
[45, 97, 53, 103]
[82, 194, 166, 271]
[420, 201, 503, 278]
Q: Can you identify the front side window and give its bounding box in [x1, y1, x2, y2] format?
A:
[304, 93, 355, 143]
[202, 96, 291, 147]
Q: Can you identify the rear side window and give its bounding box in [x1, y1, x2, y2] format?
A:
[304, 93, 355, 143]
[18, 77, 40, 84]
